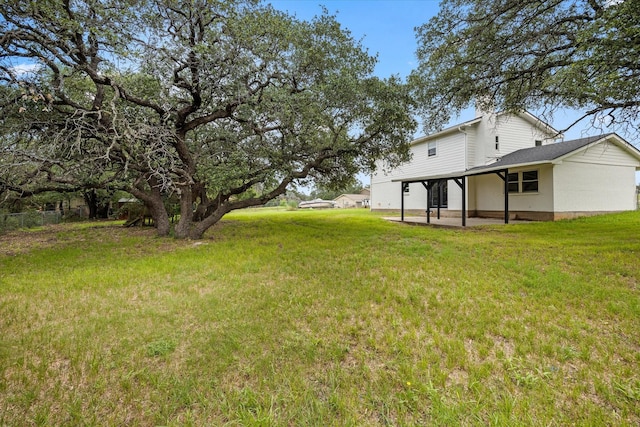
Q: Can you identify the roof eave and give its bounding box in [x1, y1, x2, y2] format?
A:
[391, 170, 468, 182]
[466, 160, 554, 176]
[516, 111, 559, 136]
[410, 117, 482, 146]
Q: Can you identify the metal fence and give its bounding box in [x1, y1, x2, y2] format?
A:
[0, 211, 63, 232]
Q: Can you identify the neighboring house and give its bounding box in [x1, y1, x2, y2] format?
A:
[334, 192, 370, 208]
[298, 199, 336, 209]
[371, 108, 640, 224]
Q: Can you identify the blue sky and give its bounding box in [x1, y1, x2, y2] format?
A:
[269, 0, 640, 185]
[269, 0, 438, 79]
[269, 0, 587, 136]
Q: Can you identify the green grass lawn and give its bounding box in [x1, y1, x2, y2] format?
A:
[1, 209, 639, 426]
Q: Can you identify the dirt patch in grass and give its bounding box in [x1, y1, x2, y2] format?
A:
[0, 224, 69, 256]
[0, 223, 184, 257]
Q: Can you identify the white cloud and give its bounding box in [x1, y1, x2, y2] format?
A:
[10, 63, 41, 76]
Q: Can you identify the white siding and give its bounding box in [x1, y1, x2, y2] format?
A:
[560, 141, 640, 167]
[392, 132, 467, 178]
[552, 141, 640, 212]
[403, 183, 429, 211]
[445, 181, 465, 210]
[494, 115, 554, 155]
[465, 130, 477, 170]
[474, 113, 555, 166]
[552, 143, 640, 212]
[370, 177, 429, 211]
[370, 174, 398, 210]
[553, 163, 637, 212]
[471, 164, 554, 213]
[370, 133, 466, 210]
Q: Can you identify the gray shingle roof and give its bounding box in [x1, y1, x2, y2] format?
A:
[393, 132, 639, 183]
[467, 134, 613, 174]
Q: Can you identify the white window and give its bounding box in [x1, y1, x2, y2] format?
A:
[507, 170, 539, 193]
[507, 172, 519, 193]
[427, 141, 436, 157]
[521, 170, 539, 192]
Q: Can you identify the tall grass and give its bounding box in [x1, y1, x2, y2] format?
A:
[1, 210, 639, 425]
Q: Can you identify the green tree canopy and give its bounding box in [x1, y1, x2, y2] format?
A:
[310, 178, 366, 200]
[0, 0, 416, 238]
[411, 0, 640, 138]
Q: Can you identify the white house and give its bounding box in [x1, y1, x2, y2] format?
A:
[371, 109, 640, 224]
[333, 193, 369, 208]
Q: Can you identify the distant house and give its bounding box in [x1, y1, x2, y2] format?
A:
[298, 199, 336, 209]
[371, 108, 640, 224]
[334, 193, 369, 208]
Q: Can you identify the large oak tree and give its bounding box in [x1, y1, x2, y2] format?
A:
[0, 0, 416, 238]
[411, 0, 640, 137]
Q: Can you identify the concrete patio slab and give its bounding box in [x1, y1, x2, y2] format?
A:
[383, 216, 531, 228]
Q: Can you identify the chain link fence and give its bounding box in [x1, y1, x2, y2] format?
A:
[0, 211, 63, 233]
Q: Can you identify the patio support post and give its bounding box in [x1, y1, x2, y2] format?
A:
[495, 170, 510, 224]
[453, 177, 466, 227]
[437, 180, 441, 219]
[504, 170, 509, 224]
[401, 182, 406, 221]
[421, 181, 431, 224]
[462, 176, 466, 227]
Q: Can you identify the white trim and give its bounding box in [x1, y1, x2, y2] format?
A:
[410, 117, 482, 146]
[408, 111, 558, 148]
[518, 111, 559, 136]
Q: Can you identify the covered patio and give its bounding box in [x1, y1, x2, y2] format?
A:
[393, 167, 513, 227]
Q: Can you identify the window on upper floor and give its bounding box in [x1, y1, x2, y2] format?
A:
[427, 141, 436, 157]
[495, 136, 500, 151]
[535, 139, 542, 147]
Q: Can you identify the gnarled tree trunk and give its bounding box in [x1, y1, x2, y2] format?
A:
[174, 185, 195, 239]
[130, 177, 171, 237]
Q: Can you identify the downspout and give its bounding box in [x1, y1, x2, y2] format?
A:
[458, 125, 468, 219]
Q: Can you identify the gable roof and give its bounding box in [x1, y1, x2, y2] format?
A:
[410, 117, 482, 145]
[517, 111, 558, 136]
[410, 110, 558, 146]
[467, 135, 607, 175]
[467, 133, 640, 176]
[393, 133, 640, 183]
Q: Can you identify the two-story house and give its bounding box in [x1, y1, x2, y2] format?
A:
[371, 108, 640, 224]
